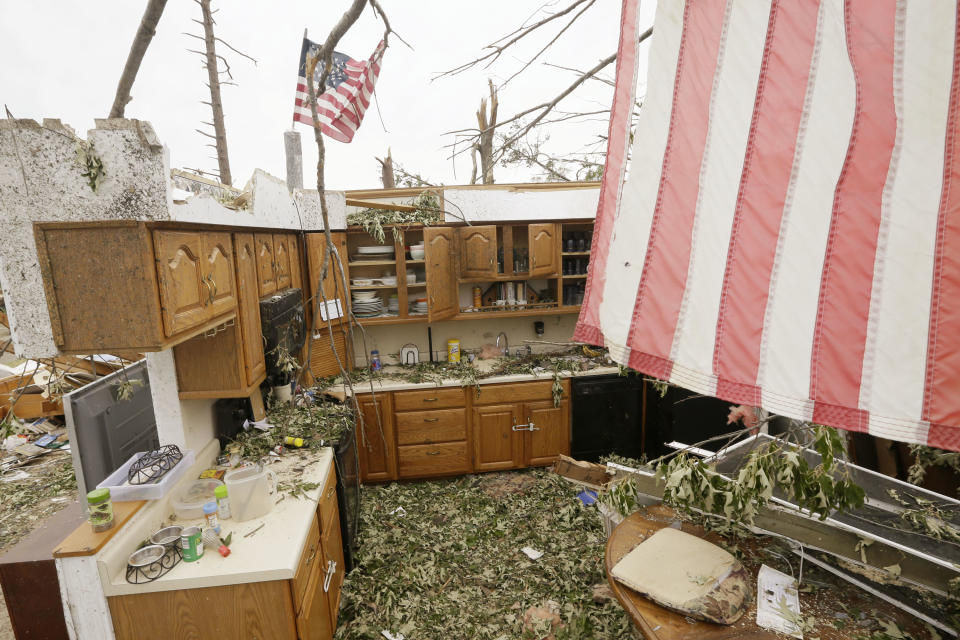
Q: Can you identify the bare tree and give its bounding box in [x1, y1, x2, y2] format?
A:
[439, 0, 653, 181]
[473, 79, 498, 184]
[108, 0, 169, 118]
[376, 148, 395, 188]
[184, 0, 257, 186]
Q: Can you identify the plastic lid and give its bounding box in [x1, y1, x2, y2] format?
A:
[202, 501, 218, 514]
[214, 485, 228, 499]
[87, 488, 111, 504]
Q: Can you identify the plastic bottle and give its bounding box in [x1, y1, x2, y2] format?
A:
[202, 501, 220, 534]
[371, 349, 382, 371]
[215, 484, 232, 520]
[87, 488, 115, 533]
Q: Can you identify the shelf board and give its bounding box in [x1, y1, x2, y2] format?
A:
[454, 306, 579, 320]
[407, 282, 427, 288]
[561, 251, 591, 256]
[562, 274, 587, 279]
[405, 259, 425, 264]
[348, 259, 397, 266]
[350, 284, 399, 290]
[357, 315, 428, 326]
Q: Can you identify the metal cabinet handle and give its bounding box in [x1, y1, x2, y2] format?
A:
[209, 274, 218, 301]
[426, 451, 440, 456]
[202, 277, 214, 306]
[323, 560, 337, 592]
[424, 417, 439, 423]
[304, 544, 317, 567]
[423, 398, 438, 403]
[512, 421, 538, 432]
[326, 485, 335, 499]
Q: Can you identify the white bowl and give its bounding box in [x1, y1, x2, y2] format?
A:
[410, 250, 425, 260]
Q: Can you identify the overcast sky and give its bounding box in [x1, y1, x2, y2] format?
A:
[1, 1, 655, 191]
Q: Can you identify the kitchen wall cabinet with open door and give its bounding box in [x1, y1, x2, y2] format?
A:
[305, 232, 349, 330]
[424, 227, 458, 323]
[173, 232, 266, 399]
[457, 225, 498, 279]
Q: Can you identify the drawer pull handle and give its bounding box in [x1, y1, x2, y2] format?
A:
[423, 398, 438, 402]
[426, 451, 441, 456]
[323, 560, 337, 592]
[424, 417, 440, 423]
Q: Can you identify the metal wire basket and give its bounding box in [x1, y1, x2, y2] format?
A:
[127, 444, 183, 485]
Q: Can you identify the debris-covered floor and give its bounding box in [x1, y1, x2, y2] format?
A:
[335, 469, 635, 640]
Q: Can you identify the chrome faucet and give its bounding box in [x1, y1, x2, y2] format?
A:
[496, 331, 509, 357]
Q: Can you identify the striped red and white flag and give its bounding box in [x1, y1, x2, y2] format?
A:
[575, 0, 960, 451]
[293, 37, 386, 143]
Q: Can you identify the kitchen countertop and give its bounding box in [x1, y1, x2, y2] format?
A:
[97, 439, 333, 596]
[334, 357, 622, 395]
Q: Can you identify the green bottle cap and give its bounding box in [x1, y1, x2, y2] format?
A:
[214, 485, 228, 499]
[87, 488, 111, 505]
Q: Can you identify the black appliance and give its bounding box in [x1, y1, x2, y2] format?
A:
[655, 386, 739, 452]
[213, 397, 359, 572]
[259, 288, 307, 386]
[571, 374, 646, 461]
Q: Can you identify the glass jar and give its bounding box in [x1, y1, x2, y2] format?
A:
[87, 488, 115, 533]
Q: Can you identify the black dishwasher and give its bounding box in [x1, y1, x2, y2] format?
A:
[570, 374, 647, 462]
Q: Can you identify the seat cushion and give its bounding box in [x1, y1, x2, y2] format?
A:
[610, 526, 752, 624]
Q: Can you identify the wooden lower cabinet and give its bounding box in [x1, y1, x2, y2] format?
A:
[473, 404, 523, 472]
[356, 379, 570, 482]
[357, 393, 397, 483]
[109, 465, 343, 640]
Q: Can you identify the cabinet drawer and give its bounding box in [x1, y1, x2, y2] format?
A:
[475, 380, 567, 405]
[395, 408, 466, 445]
[397, 442, 470, 478]
[393, 387, 464, 411]
[292, 514, 321, 613]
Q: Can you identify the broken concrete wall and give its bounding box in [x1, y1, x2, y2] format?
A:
[0, 118, 345, 358]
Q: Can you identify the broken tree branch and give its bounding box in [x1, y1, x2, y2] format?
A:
[109, 0, 169, 118]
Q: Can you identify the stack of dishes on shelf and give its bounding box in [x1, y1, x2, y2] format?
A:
[386, 294, 400, 315]
[352, 290, 383, 318]
[409, 243, 425, 260]
[352, 245, 395, 262]
[410, 296, 428, 315]
[406, 272, 417, 284]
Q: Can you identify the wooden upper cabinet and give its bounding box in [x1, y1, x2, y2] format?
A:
[154, 231, 209, 337]
[202, 232, 237, 318]
[457, 225, 498, 278]
[424, 227, 458, 322]
[234, 233, 266, 386]
[306, 232, 348, 328]
[288, 235, 303, 293]
[255, 233, 278, 297]
[529, 223, 560, 277]
[274, 234, 293, 291]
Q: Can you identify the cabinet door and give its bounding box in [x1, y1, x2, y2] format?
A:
[234, 233, 266, 386]
[356, 393, 397, 482]
[424, 227, 458, 322]
[306, 232, 349, 328]
[202, 232, 237, 318]
[472, 404, 523, 472]
[255, 233, 278, 297]
[524, 399, 570, 466]
[457, 225, 498, 279]
[529, 223, 560, 277]
[289, 234, 303, 293]
[274, 234, 293, 291]
[296, 554, 334, 640]
[153, 231, 207, 336]
[320, 506, 345, 628]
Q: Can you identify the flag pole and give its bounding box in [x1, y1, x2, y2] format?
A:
[293, 28, 308, 129]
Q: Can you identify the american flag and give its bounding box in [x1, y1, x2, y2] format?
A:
[576, 0, 960, 451]
[293, 36, 386, 143]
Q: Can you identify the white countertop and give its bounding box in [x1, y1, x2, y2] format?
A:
[336, 358, 621, 394]
[98, 440, 333, 596]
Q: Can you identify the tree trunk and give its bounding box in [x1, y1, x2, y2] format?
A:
[476, 79, 498, 184]
[108, 0, 169, 118]
[200, 0, 232, 186]
[378, 148, 395, 188]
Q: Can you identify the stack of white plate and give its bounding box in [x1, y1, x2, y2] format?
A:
[386, 295, 400, 314]
[353, 245, 395, 261]
[410, 296, 428, 315]
[352, 291, 383, 318]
